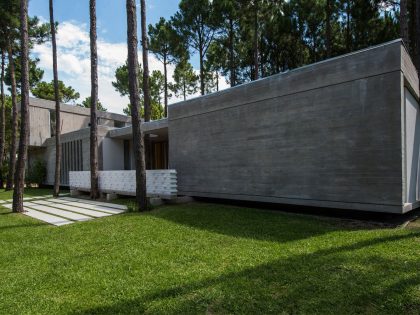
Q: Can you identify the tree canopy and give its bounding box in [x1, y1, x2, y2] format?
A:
[113, 61, 164, 120]
[31, 80, 80, 103]
[78, 96, 107, 112]
[142, 0, 400, 106]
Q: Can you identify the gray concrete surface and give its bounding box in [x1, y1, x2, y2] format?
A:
[169, 39, 418, 213]
[27, 97, 131, 146]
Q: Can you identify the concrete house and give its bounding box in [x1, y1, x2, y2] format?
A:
[28, 98, 169, 186]
[28, 39, 420, 214]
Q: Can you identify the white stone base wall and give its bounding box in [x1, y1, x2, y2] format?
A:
[69, 170, 177, 199]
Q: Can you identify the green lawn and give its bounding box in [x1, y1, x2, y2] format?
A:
[0, 187, 57, 200]
[0, 189, 419, 314]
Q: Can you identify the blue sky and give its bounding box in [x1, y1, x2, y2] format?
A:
[29, 0, 180, 44]
[27, 0, 223, 114]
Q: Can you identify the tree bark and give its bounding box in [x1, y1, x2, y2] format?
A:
[345, 0, 352, 52]
[199, 43, 206, 95]
[416, 0, 420, 70]
[127, 0, 147, 211]
[50, 0, 61, 197]
[325, 0, 332, 58]
[253, 5, 259, 81]
[163, 54, 168, 117]
[229, 18, 236, 87]
[141, 0, 151, 123]
[0, 50, 5, 188]
[89, 0, 99, 199]
[12, 0, 30, 213]
[401, 0, 409, 50]
[6, 45, 18, 191]
[409, 0, 416, 56]
[140, 0, 152, 170]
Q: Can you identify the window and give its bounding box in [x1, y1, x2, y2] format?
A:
[115, 120, 126, 128]
[60, 140, 84, 185]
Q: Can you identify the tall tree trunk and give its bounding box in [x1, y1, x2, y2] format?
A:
[409, 0, 417, 56]
[0, 50, 5, 188]
[50, 0, 61, 197]
[127, 0, 147, 211]
[253, 6, 259, 81]
[401, 0, 409, 50]
[6, 45, 18, 191]
[199, 44, 205, 95]
[140, 0, 152, 170]
[141, 0, 151, 123]
[345, 0, 352, 52]
[183, 78, 186, 101]
[228, 18, 236, 87]
[325, 0, 332, 58]
[163, 54, 168, 117]
[89, 0, 99, 199]
[12, 0, 30, 213]
[416, 0, 420, 70]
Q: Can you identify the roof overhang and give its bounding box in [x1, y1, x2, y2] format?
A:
[108, 118, 168, 141]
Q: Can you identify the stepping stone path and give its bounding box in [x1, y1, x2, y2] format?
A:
[1, 196, 127, 226]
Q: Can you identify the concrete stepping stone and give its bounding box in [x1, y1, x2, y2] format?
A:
[5, 196, 48, 202]
[3, 196, 123, 226]
[60, 197, 127, 210]
[33, 200, 112, 218]
[24, 209, 73, 226]
[1, 203, 72, 226]
[55, 198, 126, 214]
[24, 202, 93, 222]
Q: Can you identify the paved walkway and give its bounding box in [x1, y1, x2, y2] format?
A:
[1, 196, 127, 226]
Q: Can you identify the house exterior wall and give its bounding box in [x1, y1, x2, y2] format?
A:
[102, 138, 125, 170]
[27, 97, 131, 147]
[169, 40, 412, 213]
[29, 106, 51, 147]
[40, 126, 111, 186]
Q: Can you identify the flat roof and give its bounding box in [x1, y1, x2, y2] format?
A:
[169, 39, 406, 110]
[108, 119, 168, 140]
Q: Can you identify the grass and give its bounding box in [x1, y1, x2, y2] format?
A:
[0, 187, 57, 200]
[0, 189, 420, 314]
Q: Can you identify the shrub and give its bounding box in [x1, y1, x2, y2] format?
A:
[126, 201, 138, 213]
[25, 159, 47, 187]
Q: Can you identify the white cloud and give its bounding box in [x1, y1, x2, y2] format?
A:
[31, 20, 229, 114]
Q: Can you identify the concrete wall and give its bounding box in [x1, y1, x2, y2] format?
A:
[29, 106, 51, 147]
[169, 40, 411, 213]
[27, 98, 131, 146]
[102, 138, 125, 170]
[41, 126, 111, 185]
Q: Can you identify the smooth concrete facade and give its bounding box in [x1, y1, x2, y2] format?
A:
[169, 39, 419, 213]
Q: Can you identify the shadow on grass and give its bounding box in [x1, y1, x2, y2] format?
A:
[144, 203, 382, 243]
[74, 231, 420, 314]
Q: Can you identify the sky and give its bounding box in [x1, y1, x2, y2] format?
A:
[28, 0, 229, 114]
